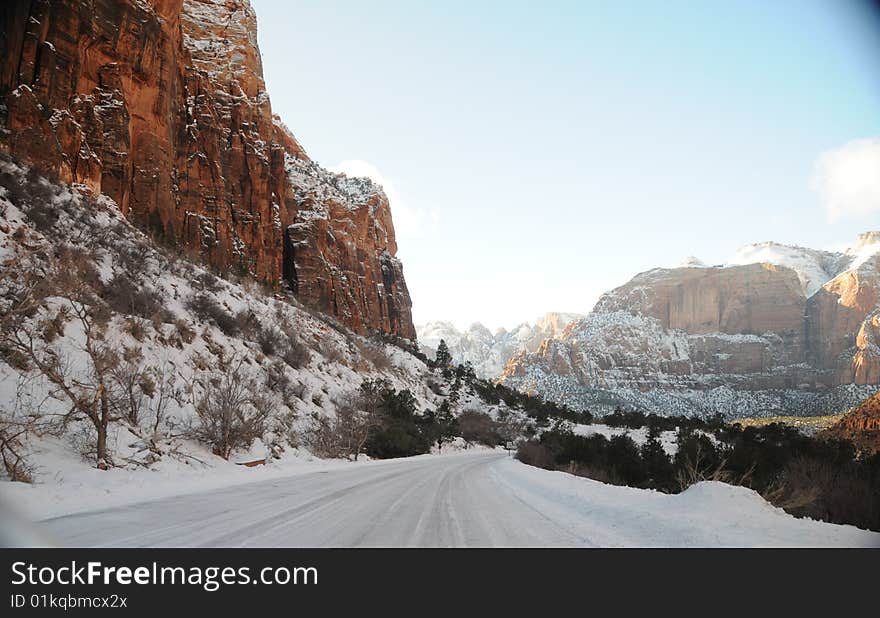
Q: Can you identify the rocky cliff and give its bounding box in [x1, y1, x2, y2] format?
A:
[0, 0, 414, 339]
[825, 391, 880, 455]
[501, 234, 880, 418]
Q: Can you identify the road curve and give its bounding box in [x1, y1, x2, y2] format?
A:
[39, 452, 586, 548]
[36, 451, 880, 548]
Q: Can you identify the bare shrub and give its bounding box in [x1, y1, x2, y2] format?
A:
[193, 271, 223, 293]
[69, 423, 101, 464]
[123, 317, 148, 342]
[111, 239, 152, 279]
[334, 392, 380, 461]
[318, 339, 345, 364]
[26, 200, 61, 232]
[234, 308, 260, 340]
[281, 337, 311, 369]
[264, 360, 300, 408]
[1, 253, 118, 468]
[674, 446, 733, 491]
[305, 414, 343, 459]
[174, 319, 196, 344]
[495, 412, 528, 446]
[0, 414, 35, 483]
[0, 167, 61, 232]
[459, 409, 500, 446]
[515, 440, 555, 470]
[257, 326, 284, 356]
[102, 274, 170, 322]
[357, 340, 392, 371]
[190, 362, 271, 459]
[268, 409, 298, 457]
[569, 464, 625, 485]
[306, 391, 382, 461]
[108, 347, 155, 426]
[764, 456, 879, 530]
[186, 293, 239, 336]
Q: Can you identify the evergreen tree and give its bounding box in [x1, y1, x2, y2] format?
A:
[449, 374, 462, 405]
[435, 339, 452, 370]
[426, 400, 459, 451]
[641, 426, 674, 491]
[455, 361, 477, 383]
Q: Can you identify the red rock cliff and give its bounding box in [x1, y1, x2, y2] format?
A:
[0, 0, 414, 339]
[825, 391, 880, 455]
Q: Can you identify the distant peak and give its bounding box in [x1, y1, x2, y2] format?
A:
[467, 322, 492, 335]
[677, 256, 706, 268]
[849, 231, 880, 252]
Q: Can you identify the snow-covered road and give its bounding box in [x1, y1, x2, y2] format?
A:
[35, 451, 880, 547]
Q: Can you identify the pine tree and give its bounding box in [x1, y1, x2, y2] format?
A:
[435, 400, 458, 450]
[641, 426, 674, 491]
[435, 339, 452, 369]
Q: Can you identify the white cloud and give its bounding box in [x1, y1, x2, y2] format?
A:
[329, 159, 437, 240]
[811, 136, 880, 222]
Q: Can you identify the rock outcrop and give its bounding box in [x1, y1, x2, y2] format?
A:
[0, 0, 414, 338]
[501, 234, 880, 418]
[417, 313, 582, 378]
[825, 391, 880, 455]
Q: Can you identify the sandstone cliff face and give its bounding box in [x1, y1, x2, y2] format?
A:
[282, 154, 413, 339]
[502, 236, 880, 418]
[0, 0, 414, 338]
[594, 263, 806, 365]
[826, 391, 880, 455]
[807, 257, 880, 385]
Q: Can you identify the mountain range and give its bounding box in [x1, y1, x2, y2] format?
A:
[499, 233, 880, 418]
[416, 313, 583, 378]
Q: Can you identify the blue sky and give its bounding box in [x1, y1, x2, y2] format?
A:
[252, 0, 880, 330]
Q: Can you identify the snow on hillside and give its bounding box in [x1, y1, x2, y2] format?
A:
[568, 423, 679, 456]
[0, 158, 520, 511]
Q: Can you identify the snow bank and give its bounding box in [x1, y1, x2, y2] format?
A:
[491, 459, 880, 547]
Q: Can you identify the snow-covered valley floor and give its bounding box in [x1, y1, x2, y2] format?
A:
[6, 451, 878, 548]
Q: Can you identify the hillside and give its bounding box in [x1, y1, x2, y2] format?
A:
[0, 157, 527, 495]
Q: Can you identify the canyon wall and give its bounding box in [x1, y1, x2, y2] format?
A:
[0, 0, 414, 339]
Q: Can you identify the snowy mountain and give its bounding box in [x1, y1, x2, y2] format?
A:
[417, 313, 583, 378]
[501, 233, 880, 419]
[726, 237, 877, 297]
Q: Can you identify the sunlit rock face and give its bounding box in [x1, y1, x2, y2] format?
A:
[501, 236, 880, 418]
[826, 390, 880, 455]
[0, 0, 414, 338]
